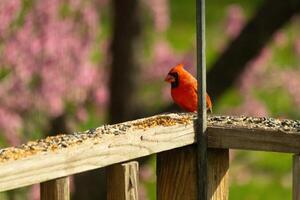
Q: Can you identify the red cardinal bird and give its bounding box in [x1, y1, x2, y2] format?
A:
[164, 64, 212, 112]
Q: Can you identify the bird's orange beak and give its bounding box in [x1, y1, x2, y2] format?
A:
[165, 74, 175, 83]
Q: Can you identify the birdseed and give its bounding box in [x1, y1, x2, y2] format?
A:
[1, 113, 300, 163]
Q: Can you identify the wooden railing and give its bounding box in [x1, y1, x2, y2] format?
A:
[0, 113, 300, 199]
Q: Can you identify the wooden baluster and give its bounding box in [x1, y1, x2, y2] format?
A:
[157, 145, 229, 200]
[107, 161, 139, 200]
[157, 145, 197, 200]
[293, 154, 300, 200]
[40, 177, 70, 200]
[207, 149, 229, 200]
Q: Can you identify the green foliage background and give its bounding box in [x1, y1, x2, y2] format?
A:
[141, 0, 295, 199]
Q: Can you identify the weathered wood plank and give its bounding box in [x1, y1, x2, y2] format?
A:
[207, 126, 300, 153]
[40, 177, 70, 200]
[157, 145, 197, 200]
[0, 114, 195, 192]
[293, 154, 300, 200]
[1, 113, 300, 192]
[207, 149, 229, 200]
[107, 161, 139, 200]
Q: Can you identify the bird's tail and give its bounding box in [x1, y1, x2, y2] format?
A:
[206, 94, 213, 113]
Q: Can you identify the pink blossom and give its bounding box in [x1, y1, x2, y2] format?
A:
[94, 86, 108, 107]
[140, 165, 154, 181]
[145, 40, 177, 79]
[0, 0, 21, 37]
[273, 31, 288, 47]
[47, 96, 64, 117]
[294, 38, 300, 56]
[144, 0, 170, 32]
[278, 70, 300, 108]
[161, 85, 172, 102]
[0, 0, 107, 144]
[224, 4, 245, 39]
[181, 52, 196, 76]
[233, 47, 274, 117]
[138, 184, 149, 200]
[76, 107, 88, 122]
[29, 184, 40, 200]
[238, 47, 272, 94]
[229, 96, 268, 117]
[82, 5, 99, 34]
[0, 107, 22, 145]
[76, 65, 98, 88]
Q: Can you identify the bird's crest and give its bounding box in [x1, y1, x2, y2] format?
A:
[169, 63, 184, 73]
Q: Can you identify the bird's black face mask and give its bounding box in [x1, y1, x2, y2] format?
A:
[168, 72, 179, 88]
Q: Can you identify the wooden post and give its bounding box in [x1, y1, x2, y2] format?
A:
[40, 177, 70, 200]
[157, 146, 229, 200]
[208, 149, 229, 200]
[293, 154, 300, 200]
[157, 145, 197, 200]
[107, 161, 139, 200]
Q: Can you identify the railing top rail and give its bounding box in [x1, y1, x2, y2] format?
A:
[1, 113, 300, 192]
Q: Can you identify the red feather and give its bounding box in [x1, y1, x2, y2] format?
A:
[165, 64, 213, 112]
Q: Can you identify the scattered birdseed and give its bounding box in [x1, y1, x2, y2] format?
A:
[132, 114, 193, 130]
[207, 115, 300, 133]
[1, 113, 300, 163]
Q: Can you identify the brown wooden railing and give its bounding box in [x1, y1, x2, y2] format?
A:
[1, 113, 300, 199]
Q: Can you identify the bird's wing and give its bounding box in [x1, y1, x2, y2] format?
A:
[192, 78, 213, 113]
[191, 78, 198, 94]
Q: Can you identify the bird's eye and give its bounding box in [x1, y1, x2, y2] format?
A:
[168, 72, 178, 77]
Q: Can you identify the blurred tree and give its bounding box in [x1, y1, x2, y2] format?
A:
[207, 0, 300, 100]
[109, 0, 142, 123]
[74, 0, 143, 199]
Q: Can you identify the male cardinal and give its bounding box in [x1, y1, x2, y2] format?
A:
[164, 64, 212, 112]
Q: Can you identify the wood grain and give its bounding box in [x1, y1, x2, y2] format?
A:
[1, 113, 300, 192]
[40, 177, 69, 200]
[157, 146, 229, 200]
[157, 145, 197, 200]
[207, 149, 229, 200]
[293, 154, 300, 200]
[107, 161, 139, 200]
